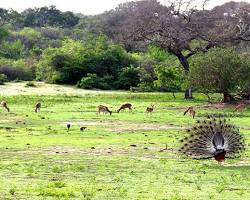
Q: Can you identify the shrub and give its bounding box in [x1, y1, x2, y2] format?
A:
[76, 73, 112, 90]
[0, 58, 36, 81]
[0, 74, 8, 85]
[25, 81, 37, 87]
[37, 35, 136, 84]
[115, 66, 140, 89]
[0, 64, 33, 80]
[76, 73, 98, 89]
[154, 64, 184, 92]
[188, 48, 248, 102]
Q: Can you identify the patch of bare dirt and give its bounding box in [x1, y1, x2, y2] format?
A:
[162, 103, 235, 110]
[60, 120, 122, 127]
[107, 123, 184, 132]
[60, 120, 184, 132]
[223, 159, 250, 167]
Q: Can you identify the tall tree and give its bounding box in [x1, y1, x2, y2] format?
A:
[102, 0, 250, 98]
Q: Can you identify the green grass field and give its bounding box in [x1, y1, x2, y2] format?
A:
[0, 82, 249, 200]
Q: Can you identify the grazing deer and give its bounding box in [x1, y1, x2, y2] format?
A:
[35, 102, 41, 113]
[184, 106, 196, 118]
[234, 101, 249, 112]
[80, 126, 87, 132]
[146, 104, 154, 114]
[1, 101, 9, 112]
[97, 105, 112, 115]
[117, 103, 132, 113]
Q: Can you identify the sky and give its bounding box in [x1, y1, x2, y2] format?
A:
[0, 0, 250, 15]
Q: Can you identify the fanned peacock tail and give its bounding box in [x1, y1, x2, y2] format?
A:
[179, 115, 245, 161]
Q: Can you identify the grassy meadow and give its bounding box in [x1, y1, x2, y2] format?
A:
[0, 82, 249, 200]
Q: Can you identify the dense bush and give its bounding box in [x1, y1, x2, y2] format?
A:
[115, 66, 140, 89]
[132, 46, 184, 92]
[23, 6, 79, 28]
[25, 81, 37, 87]
[0, 40, 25, 59]
[76, 74, 111, 90]
[0, 65, 29, 80]
[0, 73, 8, 84]
[188, 48, 250, 102]
[37, 35, 137, 89]
[0, 28, 9, 41]
[0, 58, 36, 80]
[154, 63, 184, 92]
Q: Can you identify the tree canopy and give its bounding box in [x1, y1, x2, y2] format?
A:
[0, 2, 250, 98]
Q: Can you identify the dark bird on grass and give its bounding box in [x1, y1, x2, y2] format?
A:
[80, 126, 87, 132]
[179, 115, 245, 162]
[67, 124, 71, 131]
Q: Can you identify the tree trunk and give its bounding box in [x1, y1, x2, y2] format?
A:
[172, 92, 176, 99]
[223, 92, 231, 103]
[175, 52, 193, 99]
[185, 88, 193, 99]
[175, 52, 189, 71]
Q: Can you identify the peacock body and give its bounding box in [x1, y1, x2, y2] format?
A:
[179, 116, 245, 162]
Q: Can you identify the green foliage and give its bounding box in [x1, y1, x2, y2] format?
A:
[0, 73, 8, 84]
[134, 45, 184, 92]
[0, 58, 36, 80]
[238, 54, 250, 97]
[0, 40, 25, 59]
[76, 73, 111, 90]
[76, 73, 97, 89]
[0, 27, 9, 41]
[37, 35, 136, 89]
[23, 6, 79, 28]
[154, 63, 184, 92]
[147, 45, 170, 62]
[0, 84, 249, 199]
[188, 48, 248, 97]
[116, 66, 140, 89]
[18, 28, 42, 41]
[25, 81, 37, 87]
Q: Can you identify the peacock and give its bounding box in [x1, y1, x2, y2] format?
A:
[179, 115, 245, 162]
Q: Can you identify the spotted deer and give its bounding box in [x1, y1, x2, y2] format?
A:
[184, 106, 196, 118]
[1, 101, 9, 112]
[97, 105, 112, 115]
[117, 103, 132, 113]
[146, 104, 154, 114]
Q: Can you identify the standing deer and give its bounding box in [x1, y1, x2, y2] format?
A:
[35, 102, 41, 113]
[97, 105, 112, 115]
[1, 101, 9, 112]
[146, 104, 154, 114]
[184, 106, 196, 118]
[117, 103, 132, 113]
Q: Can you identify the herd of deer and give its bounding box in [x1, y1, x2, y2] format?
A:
[97, 103, 155, 115]
[0, 100, 249, 118]
[0, 101, 155, 115]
